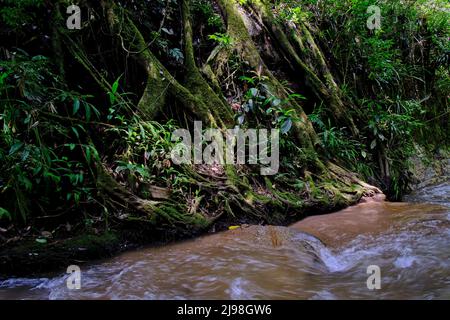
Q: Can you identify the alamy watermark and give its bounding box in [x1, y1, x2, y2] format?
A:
[367, 5, 382, 30]
[171, 122, 279, 176]
[66, 5, 81, 30]
[66, 265, 81, 290]
[65, 4, 382, 31]
[366, 265, 381, 290]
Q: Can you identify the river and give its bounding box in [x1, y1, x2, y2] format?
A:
[0, 182, 449, 300]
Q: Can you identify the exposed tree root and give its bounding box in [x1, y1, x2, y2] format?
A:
[96, 164, 159, 217]
[247, 0, 359, 135]
[214, 0, 319, 150]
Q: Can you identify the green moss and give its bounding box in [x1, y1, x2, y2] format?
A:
[182, 0, 234, 127]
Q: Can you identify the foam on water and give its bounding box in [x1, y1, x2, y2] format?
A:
[393, 256, 416, 268]
[0, 278, 50, 288]
[227, 277, 254, 300]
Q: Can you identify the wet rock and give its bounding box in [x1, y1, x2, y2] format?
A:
[408, 146, 449, 191]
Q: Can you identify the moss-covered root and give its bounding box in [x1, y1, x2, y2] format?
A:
[182, 0, 235, 128]
[96, 164, 160, 217]
[326, 162, 383, 196]
[215, 0, 319, 150]
[290, 21, 359, 135]
[102, 1, 217, 125]
[248, 0, 358, 135]
[97, 164, 211, 228]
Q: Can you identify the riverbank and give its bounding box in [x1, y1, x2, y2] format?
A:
[0, 187, 381, 278]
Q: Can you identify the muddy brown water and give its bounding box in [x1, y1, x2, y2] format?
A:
[0, 182, 449, 300]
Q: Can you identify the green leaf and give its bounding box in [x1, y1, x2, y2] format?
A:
[20, 176, 33, 191]
[370, 139, 377, 150]
[90, 104, 101, 120]
[85, 146, 91, 164]
[169, 48, 184, 63]
[31, 55, 48, 62]
[35, 238, 47, 244]
[9, 142, 24, 155]
[84, 102, 91, 121]
[0, 207, 11, 221]
[109, 75, 122, 105]
[288, 93, 307, 100]
[112, 77, 121, 94]
[0, 71, 10, 86]
[43, 172, 61, 184]
[239, 76, 255, 84]
[73, 98, 80, 115]
[71, 127, 80, 139]
[21, 147, 30, 161]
